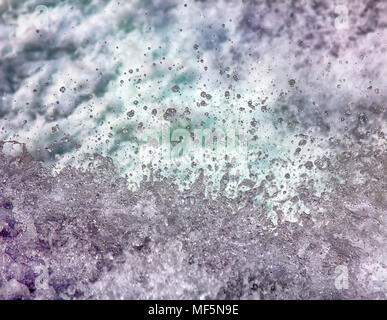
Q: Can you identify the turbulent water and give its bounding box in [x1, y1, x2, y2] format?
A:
[0, 0, 386, 299]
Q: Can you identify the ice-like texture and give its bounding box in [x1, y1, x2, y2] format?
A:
[0, 0, 386, 299]
[0, 139, 385, 299]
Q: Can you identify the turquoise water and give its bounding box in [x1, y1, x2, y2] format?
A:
[0, 0, 386, 224]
